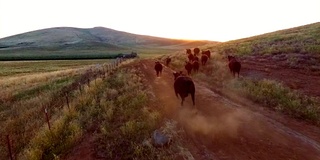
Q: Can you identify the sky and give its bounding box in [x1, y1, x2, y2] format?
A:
[0, 0, 319, 42]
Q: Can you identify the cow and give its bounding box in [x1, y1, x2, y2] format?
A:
[193, 60, 199, 73]
[165, 57, 171, 66]
[202, 50, 211, 59]
[193, 48, 200, 56]
[173, 71, 195, 106]
[193, 56, 199, 62]
[227, 55, 241, 78]
[186, 49, 192, 55]
[201, 54, 208, 66]
[154, 61, 163, 77]
[184, 61, 193, 75]
[187, 53, 194, 62]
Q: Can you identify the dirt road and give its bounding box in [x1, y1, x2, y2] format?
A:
[135, 59, 320, 160]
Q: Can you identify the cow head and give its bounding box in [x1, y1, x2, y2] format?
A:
[227, 55, 236, 61]
[173, 71, 183, 80]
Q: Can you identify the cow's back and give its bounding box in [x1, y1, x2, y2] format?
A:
[229, 60, 241, 72]
[155, 63, 163, 71]
[174, 76, 195, 95]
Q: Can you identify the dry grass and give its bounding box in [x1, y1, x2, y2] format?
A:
[0, 58, 183, 159]
[17, 66, 180, 159]
[0, 60, 113, 104]
[0, 60, 112, 158]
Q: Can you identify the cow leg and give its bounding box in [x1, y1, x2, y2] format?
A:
[181, 97, 185, 106]
[191, 92, 195, 106]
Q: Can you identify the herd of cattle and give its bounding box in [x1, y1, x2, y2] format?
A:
[154, 48, 241, 106]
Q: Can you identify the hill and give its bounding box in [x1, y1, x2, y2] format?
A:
[0, 27, 215, 51]
[206, 22, 320, 55]
[201, 22, 320, 98]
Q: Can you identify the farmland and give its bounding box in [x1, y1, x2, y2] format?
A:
[0, 22, 320, 159]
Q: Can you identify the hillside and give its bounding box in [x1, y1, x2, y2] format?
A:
[206, 22, 320, 55]
[0, 27, 214, 53]
[195, 22, 320, 98]
[0, 27, 216, 60]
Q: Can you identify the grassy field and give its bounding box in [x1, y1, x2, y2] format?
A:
[22, 65, 189, 159]
[0, 40, 196, 61]
[0, 59, 112, 158]
[0, 57, 187, 159]
[0, 59, 112, 77]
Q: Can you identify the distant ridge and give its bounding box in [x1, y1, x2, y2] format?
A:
[0, 27, 215, 51]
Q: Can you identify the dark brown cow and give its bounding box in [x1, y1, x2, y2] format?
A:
[193, 60, 199, 73]
[228, 55, 241, 78]
[186, 49, 192, 55]
[187, 53, 194, 61]
[173, 71, 184, 79]
[165, 57, 171, 66]
[185, 61, 193, 75]
[202, 50, 211, 59]
[173, 71, 195, 106]
[201, 54, 208, 66]
[193, 56, 199, 62]
[194, 48, 200, 56]
[154, 61, 163, 77]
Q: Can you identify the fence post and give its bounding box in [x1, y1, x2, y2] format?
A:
[44, 108, 51, 131]
[102, 68, 106, 78]
[65, 94, 70, 110]
[6, 135, 14, 160]
[79, 83, 82, 94]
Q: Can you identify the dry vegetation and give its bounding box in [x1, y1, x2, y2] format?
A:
[173, 52, 319, 124]
[0, 60, 109, 158]
[0, 59, 191, 159]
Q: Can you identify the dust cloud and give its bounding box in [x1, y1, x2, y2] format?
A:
[177, 106, 252, 140]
